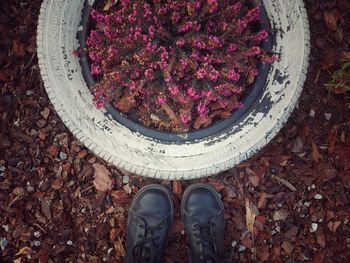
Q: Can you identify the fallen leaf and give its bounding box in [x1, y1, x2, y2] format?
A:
[241, 236, 253, 248]
[0, 70, 9, 81]
[311, 141, 321, 163]
[172, 181, 182, 195]
[114, 237, 126, 257]
[281, 241, 294, 256]
[51, 178, 63, 190]
[291, 136, 304, 153]
[218, 111, 231, 118]
[257, 192, 267, 209]
[16, 246, 33, 256]
[323, 11, 338, 31]
[256, 245, 270, 261]
[193, 115, 212, 129]
[161, 103, 180, 124]
[317, 230, 326, 248]
[40, 198, 52, 219]
[311, 251, 326, 263]
[13, 40, 26, 56]
[271, 175, 296, 192]
[92, 163, 114, 192]
[111, 190, 129, 204]
[273, 209, 289, 221]
[116, 96, 135, 113]
[327, 221, 341, 233]
[47, 145, 59, 157]
[245, 167, 260, 187]
[41, 107, 50, 119]
[245, 198, 259, 234]
[104, 0, 119, 11]
[110, 228, 118, 241]
[344, 51, 350, 60]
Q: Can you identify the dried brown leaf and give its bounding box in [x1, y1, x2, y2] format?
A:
[16, 246, 33, 256]
[51, 178, 63, 190]
[311, 141, 321, 163]
[193, 115, 212, 129]
[327, 221, 341, 233]
[92, 163, 114, 192]
[114, 237, 126, 257]
[257, 192, 267, 209]
[104, 0, 119, 11]
[281, 241, 294, 256]
[0, 70, 9, 82]
[47, 145, 59, 158]
[273, 209, 289, 221]
[323, 11, 338, 31]
[271, 175, 296, 192]
[161, 103, 180, 124]
[13, 40, 26, 56]
[172, 181, 182, 195]
[116, 96, 135, 113]
[245, 198, 259, 234]
[218, 111, 231, 119]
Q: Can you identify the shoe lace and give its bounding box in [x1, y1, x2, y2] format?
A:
[132, 220, 165, 263]
[193, 222, 218, 263]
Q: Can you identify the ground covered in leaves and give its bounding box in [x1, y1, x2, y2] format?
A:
[1, 0, 350, 262]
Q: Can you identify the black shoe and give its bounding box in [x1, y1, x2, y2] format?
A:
[181, 183, 225, 263]
[125, 184, 174, 263]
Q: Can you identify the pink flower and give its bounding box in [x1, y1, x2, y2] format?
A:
[168, 85, 180, 95]
[227, 69, 240, 81]
[176, 38, 186, 46]
[251, 30, 269, 41]
[91, 65, 102, 75]
[156, 95, 166, 105]
[197, 102, 209, 116]
[180, 110, 192, 124]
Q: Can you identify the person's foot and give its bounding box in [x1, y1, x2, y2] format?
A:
[181, 183, 225, 263]
[125, 184, 174, 263]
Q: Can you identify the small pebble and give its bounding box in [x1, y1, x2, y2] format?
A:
[59, 152, 67, 160]
[33, 240, 41, 247]
[324, 113, 332, 121]
[34, 231, 41, 238]
[1, 225, 9, 232]
[314, 194, 323, 200]
[311, 184, 316, 189]
[304, 201, 311, 207]
[309, 109, 315, 117]
[0, 165, 5, 172]
[238, 245, 246, 252]
[26, 90, 34, 96]
[231, 240, 237, 247]
[0, 237, 8, 250]
[122, 175, 130, 184]
[275, 225, 281, 233]
[67, 240, 73, 246]
[310, 223, 318, 233]
[107, 248, 113, 255]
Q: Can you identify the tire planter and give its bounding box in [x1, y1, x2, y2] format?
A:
[37, 0, 310, 180]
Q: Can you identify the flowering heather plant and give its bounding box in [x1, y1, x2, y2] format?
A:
[86, 0, 276, 132]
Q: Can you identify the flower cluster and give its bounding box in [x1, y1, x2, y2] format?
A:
[87, 0, 275, 131]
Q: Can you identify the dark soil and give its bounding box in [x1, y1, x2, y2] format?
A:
[0, 0, 349, 262]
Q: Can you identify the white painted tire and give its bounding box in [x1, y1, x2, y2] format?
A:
[37, 0, 310, 180]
